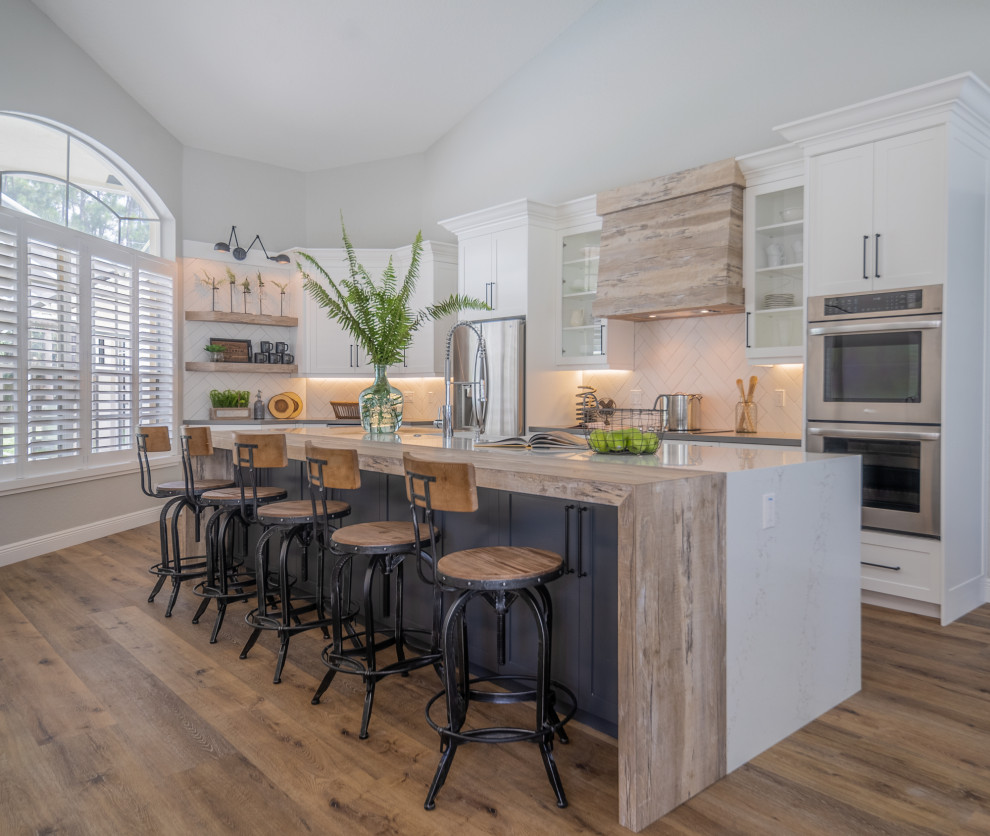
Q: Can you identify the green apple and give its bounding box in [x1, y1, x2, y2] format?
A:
[588, 429, 609, 452]
[606, 430, 626, 451]
[626, 428, 646, 453]
[641, 432, 660, 453]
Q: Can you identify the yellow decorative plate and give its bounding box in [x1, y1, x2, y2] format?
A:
[283, 391, 303, 418]
[267, 392, 296, 420]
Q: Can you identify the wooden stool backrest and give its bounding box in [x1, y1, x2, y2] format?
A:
[305, 443, 361, 491]
[182, 426, 214, 457]
[232, 432, 288, 470]
[138, 425, 171, 453]
[402, 453, 478, 514]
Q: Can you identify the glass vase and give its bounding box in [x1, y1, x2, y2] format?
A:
[359, 364, 403, 433]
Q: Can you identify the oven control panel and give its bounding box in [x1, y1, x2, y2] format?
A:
[809, 284, 942, 321]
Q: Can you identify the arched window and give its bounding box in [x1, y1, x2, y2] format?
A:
[0, 113, 161, 256]
[0, 115, 175, 484]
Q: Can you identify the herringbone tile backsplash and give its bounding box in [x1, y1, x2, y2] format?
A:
[582, 315, 804, 434]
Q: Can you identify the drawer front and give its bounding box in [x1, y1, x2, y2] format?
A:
[860, 531, 940, 603]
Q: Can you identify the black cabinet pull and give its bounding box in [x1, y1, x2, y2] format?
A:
[874, 233, 881, 279]
[577, 506, 588, 578]
[863, 235, 869, 280]
[563, 504, 575, 573]
[745, 311, 751, 348]
[861, 560, 901, 571]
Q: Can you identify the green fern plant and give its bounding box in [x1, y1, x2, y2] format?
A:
[299, 222, 489, 366]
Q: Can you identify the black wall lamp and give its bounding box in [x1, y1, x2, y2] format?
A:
[214, 225, 290, 264]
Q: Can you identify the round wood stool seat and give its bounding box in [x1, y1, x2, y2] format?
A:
[256, 499, 350, 525]
[331, 520, 438, 554]
[200, 485, 287, 505]
[157, 477, 235, 495]
[436, 547, 564, 589]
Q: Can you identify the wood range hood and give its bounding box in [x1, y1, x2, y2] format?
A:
[593, 158, 745, 321]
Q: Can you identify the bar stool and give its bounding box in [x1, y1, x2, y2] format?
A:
[192, 432, 289, 644]
[310, 454, 443, 740]
[238, 442, 358, 683]
[136, 425, 234, 617]
[403, 452, 575, 811]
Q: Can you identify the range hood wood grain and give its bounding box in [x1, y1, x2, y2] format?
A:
[593, 158, 746, 321]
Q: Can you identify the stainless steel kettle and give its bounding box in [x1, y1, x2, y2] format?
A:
[653, 393, 702, 431]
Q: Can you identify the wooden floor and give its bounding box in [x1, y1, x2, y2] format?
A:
[1, 524, 989, 835]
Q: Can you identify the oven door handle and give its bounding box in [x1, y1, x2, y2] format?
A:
[808, 318, 941, 336]
[808, 426, 940, 441]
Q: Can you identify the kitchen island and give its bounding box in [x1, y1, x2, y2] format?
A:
[207, 427, 861, 832]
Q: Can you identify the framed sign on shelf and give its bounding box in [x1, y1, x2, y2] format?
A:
[209, 337, 252, 362]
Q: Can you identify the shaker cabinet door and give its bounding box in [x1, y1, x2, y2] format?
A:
[872, 128, 946, 290]
[808, 144, 874, 297]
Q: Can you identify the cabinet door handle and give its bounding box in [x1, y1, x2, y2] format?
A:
[577, 506, 588, 578]
[563, 504, 575, 574]
[874, 233, 881, 279]
[403, 348, 407, 368]
[489, 281, 496, 310]
[862, 560, 901, 571]
[349, 344, 353, 367]
[863, 235, 870, 280]
[599, 324, 605, 355]
[745, 311, 751, 348]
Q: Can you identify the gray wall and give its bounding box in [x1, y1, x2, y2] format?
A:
[0, 0, 183, 552]
[0, 0, 184, 249]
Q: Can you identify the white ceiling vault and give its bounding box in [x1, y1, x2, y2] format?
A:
[30, 0, 599, 172]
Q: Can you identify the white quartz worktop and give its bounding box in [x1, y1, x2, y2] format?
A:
[247, 426, 829, 476]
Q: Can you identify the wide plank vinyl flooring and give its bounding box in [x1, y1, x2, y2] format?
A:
[0, 523, 988, 834]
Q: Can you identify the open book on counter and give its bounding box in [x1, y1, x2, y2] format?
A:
[475, 431, 586, 450]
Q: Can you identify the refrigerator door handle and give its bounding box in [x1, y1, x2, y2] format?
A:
[474, 338, 490, 437]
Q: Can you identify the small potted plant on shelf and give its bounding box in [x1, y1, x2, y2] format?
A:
[200, 272, 221, 311]
[208, 388, 251, 420]
[204, 343, 226, 362]
[226, 268, 237, 312]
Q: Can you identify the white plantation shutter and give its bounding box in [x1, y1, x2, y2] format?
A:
[26, 234, 82, 462]
[137, 265, 174, 426]
[90, 254, 133, 452]
[0, 207, 176, 481]
[0, 223, 17, 469]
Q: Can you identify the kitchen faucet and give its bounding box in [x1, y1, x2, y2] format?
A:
[436, 321, 489, 439]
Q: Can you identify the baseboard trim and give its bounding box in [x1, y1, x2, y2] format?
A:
[0, 508, 161, 567]
[861, 589, 941, 620]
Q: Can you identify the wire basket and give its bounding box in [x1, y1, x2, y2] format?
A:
[331, 401, 360, 419]
[583, 407, 666, 454]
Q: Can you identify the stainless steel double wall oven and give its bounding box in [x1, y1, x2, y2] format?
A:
[806, 285, 942, 538]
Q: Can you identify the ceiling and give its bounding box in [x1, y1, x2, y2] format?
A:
[30, 0, 599, 173]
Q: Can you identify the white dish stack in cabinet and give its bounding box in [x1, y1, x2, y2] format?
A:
[737, 144, 806, 364]
[777, 72, 990, 623]
[554, 196, 633, 369]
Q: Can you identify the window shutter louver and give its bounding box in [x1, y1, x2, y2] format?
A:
[26, 235, 82, 461]
[0, 223, 17, 468]
[91, 255, 133, 452]
[137, 266, 174, 426]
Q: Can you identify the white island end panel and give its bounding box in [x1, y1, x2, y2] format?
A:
[725, 453, 862, 772]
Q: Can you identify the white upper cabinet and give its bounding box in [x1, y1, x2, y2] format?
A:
[297, 248, 373, 376]
[738, 144, 805, 364]
[389, 241, 458, 376]
[807, 126, 947, 297]
[441, 199, 558, 320]
[554, 197, 633, 369]
[298, 245, 457, 377]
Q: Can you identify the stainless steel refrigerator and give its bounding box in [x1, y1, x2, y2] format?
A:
[449, 316, 525, 438]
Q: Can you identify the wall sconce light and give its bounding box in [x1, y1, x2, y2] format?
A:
[214, 225, 290, 264]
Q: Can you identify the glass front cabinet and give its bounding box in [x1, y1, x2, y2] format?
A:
[555, 198, 633, 369]
[739, 146, 806, 364]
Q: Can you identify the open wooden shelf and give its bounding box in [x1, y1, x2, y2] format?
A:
[185, 362, 298, 374]
[185, 311, 298, 327]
